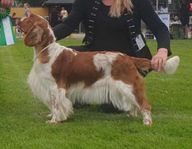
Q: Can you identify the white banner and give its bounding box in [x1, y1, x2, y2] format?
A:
[158, 13, 170, 30]
[2, 16, 15, 45]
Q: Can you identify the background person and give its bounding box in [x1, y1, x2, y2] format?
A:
[0, 0, 15, 15]
[0, 0, 14, 8]
[180, 0, 190, 38]
[59, 7, 68, 22]
[50, 6, 60, 27]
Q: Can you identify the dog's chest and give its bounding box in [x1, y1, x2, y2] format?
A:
[27, 44, 65, 105]
[27, 62, 56, 107]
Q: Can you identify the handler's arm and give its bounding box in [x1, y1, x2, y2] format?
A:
[53, 0, 86, 41]
[139, 0, 171, 56]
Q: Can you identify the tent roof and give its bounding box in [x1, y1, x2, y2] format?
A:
[43, 0, 75, 5]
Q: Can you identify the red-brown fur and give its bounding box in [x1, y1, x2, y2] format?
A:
[52, 51, 104, 88]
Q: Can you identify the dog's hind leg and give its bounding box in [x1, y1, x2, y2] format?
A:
[109, 79, 152, 126]
[48, 87, 73, 124]
[109, 81, 140, 116]
[133, 76, 152, 126]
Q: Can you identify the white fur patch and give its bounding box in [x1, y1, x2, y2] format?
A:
[28, 43, 63, 109]
[20, 16, 27, 22]
[93, 52, 119, 76]
[66, 76, 139, 112]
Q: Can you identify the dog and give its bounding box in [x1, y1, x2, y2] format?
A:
[18, 13, 180, 126]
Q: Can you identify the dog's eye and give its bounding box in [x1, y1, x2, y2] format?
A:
[17, 26, 22, 32]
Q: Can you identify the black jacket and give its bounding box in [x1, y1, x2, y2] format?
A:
[53, 0, 171, 58]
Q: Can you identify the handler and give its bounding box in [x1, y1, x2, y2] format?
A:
[54, 0, 172, 73]
[0, 0, 14, 8]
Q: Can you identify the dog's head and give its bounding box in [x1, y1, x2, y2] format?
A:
[18, 13, 55, 47]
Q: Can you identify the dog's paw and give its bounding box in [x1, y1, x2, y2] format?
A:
[127, 110, 138, 117]
[46, 119, 63, 124]
[143, 118, 152, 126]
[142, 110, 152, 126]
[47, 113, 52, 118]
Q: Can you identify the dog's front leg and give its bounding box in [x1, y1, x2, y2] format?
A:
[47, 87, 73, 124]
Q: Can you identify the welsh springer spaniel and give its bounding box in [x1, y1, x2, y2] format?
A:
[18, 14, 180, 126]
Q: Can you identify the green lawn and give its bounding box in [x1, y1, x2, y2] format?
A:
[0, 39, 192, 149]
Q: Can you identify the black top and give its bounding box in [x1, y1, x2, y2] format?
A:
[53, 0, 171, 57]
[180, 2, 190, 25]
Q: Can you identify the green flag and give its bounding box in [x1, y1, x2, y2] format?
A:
[0, 16, 16, 46]
[0, 6, 16, 46]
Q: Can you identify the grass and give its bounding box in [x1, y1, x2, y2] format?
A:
[0, 38, 192, 149]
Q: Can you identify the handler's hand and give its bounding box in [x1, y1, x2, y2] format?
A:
[1, 0, 14, 8]
[151, 48, 168, 72]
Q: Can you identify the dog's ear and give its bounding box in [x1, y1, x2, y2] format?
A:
[24, 24, 44, 47]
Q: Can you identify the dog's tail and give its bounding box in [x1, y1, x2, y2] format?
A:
[131, 56, 180, 75]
